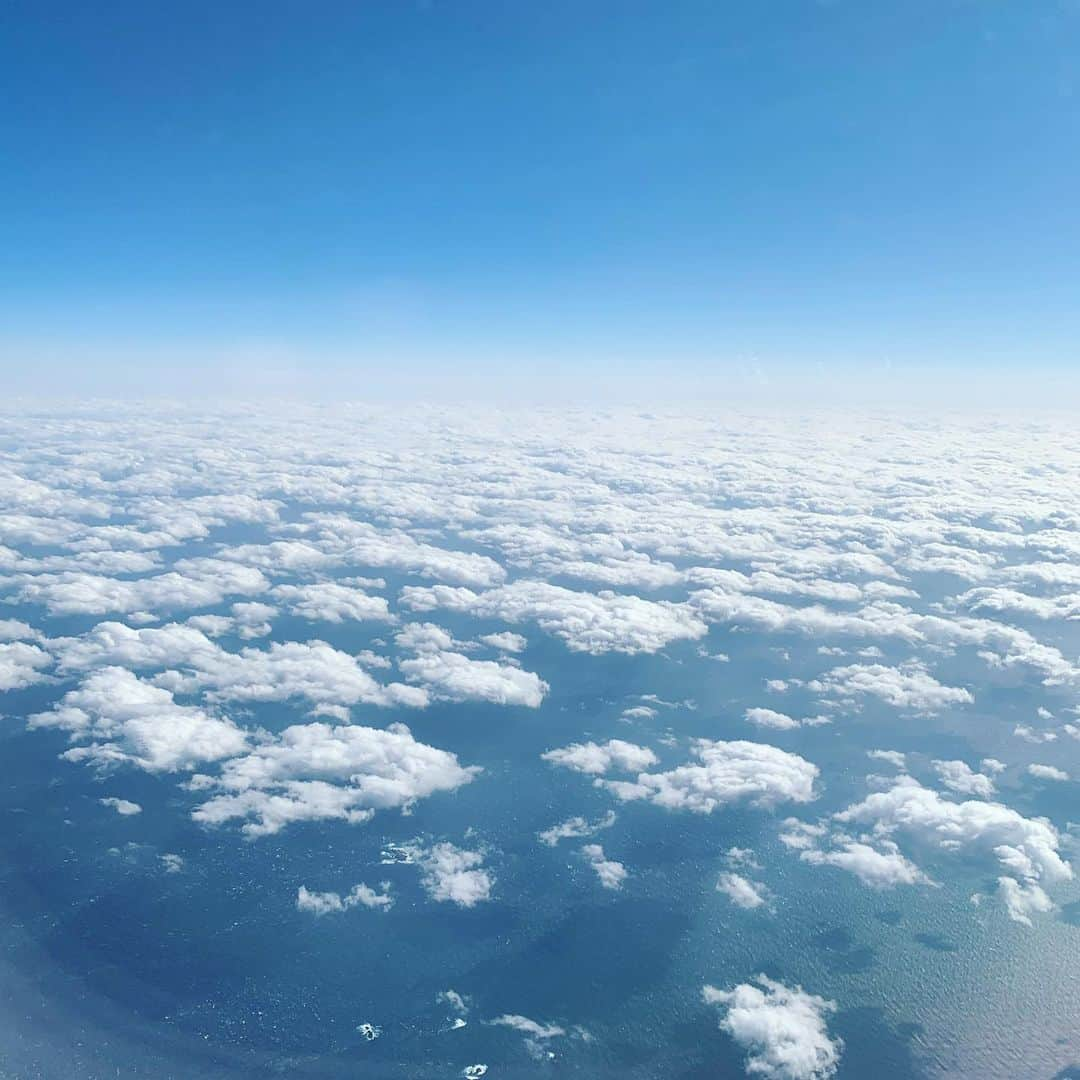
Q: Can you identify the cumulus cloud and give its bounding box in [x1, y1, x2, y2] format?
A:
[296, 882, 393, 915]
[191, 722, 479, 837]
[597, 739, 818, 814]
[0, 640, 52, 691]
[394, 623, 547, 707]
[808, 662, 972, 714]
[1027, 763, 1069, 782]
[400, 580, 707, 655]
[274, 580, 392, 623]
[99, 796, 142, 816]
[29, 667, 247, 772]
[824, 776, 1072, 920]
[801, 840, 929, 889]
[744, 708, 830, 731]
[932, 759, 996, 798]
[403, 841, 493, 907]
[153, 639, 428, 712]
[703, 975, 842, 1080]
[542, 739, 658, 775]
[581, 844, 627, 890]
[479, 631, 527, 653]
[716, 872, 769, 909]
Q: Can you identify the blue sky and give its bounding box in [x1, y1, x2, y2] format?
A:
[3, 1, 1079, 396]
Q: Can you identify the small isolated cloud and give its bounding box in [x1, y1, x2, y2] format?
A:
[745, 708, 829, 731]
[296, 882, 393, 915]
[404, 841, 492, 908]
[1028, 763, 1069, 782]
[479, 631, 527, 653]
[581, 844, 627, 890]
[99, 796, 142, 816]
[538, 810, 616, 847]
[867, 750, 907, 771]
[542, 739, 658, 775]
[717, 872, 769, 909]
[703, 975, 842, 1080]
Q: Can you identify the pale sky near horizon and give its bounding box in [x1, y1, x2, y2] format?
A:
[3, 2, 1079, 400]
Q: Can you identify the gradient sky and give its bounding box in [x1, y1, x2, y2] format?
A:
[3, 1, 1079, 397]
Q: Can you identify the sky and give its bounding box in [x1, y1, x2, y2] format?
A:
[2, 1, 1080, 398]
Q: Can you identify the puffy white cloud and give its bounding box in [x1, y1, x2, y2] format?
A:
[273, 580, 392, 623]
[230, 601, 276, 639]
[29, 667, 247, 772]
[744, 708, 830, 731]
[224, 518, 505, 587]
[479, 631, 527, 653]
[597, 740, 818, 814]
[997, 877, 1054, 926]
[932, 759, 996, 798]
[716, 872, 769, 909]
[296, 882, 393, 915]
[0, 618, 38, 642]
[867, 749, 907, 770]
[801, 840, 929, 889]
[542, 739, 658, 776]
[51, 620, 221, 673]
[153, 639, 428, 712]
[581, 844, 627, 890]
[703, 975, 842, 1080]
[0, 640, 52, 691]
[403, 841, 492, 907]
[400, 580, 707, 655]
[808, 662, 972, 714]
[12, 560, 269, 616]
[99, 796, 142, 816]
[1027, 763, 1069, 781]
[830, 776, 1071, 918]
[537, 810, 616, 847]
[190, 722, 479, 837]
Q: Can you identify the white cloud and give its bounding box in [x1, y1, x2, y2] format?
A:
[191, 722, 479, 837]
[153, 639, 428, 712]
[273, 580, 392, 623]
[716, 871, 769, 909]
[744, 708, 830, 731]
[0, 640, 52, 691]
[99, 796, 142, 816]
[598, 739, 818, 814]
[801, 840, 929, 889]
[808, 662, 972, 714]
[703, 975, 842, 1080]
[581, 844, 627, 890]
[29, 667, 247, 772]
[932, 759, 996, 798]
[867, 749, 906, 771]
[401, 580, 707, 655]
[296, 882, 393, 915]
[1028, 763, 1069, 781]
[538, 810, 616, 847]
[403, 841, 492, 907]
[487, 1014, 565, 1039]
[397, 646, 547, 708]
[997, 877, 1054, 926]
[542, 739, 658, 775]
[479, 631, 527, 653]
